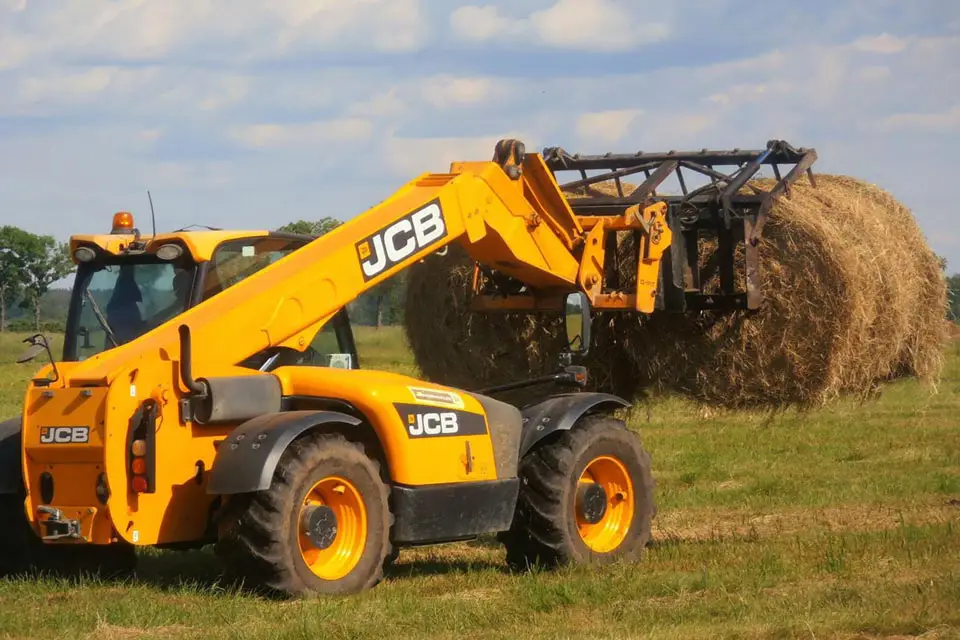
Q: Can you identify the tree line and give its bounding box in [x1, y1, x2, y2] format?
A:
[0, 218, 408, 333]
[0, 218, 958, 331]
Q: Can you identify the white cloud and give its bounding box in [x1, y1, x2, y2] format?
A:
[449, 5, 518, 42]
[137, 129, 163, 144]
[529, 0, 669, 51]
[853, 33, 909, 54]
[147, 161, 234, 190]
[450, 0, 670, 51]
[18, 67, 115, 103]
[0, 66, 257, 118]
[707, 83, 778, 106]
[576, 109, 643, 144]
[383, 131, 532, 177]
[0, 0, 430, 69]
[348, 89, 407, 118]
[877, 106, 960, 133]
[197, 76, 251, 111]
[858, 66, 891, 82]
[230, 118, 375, 149]
[0, 5, 958, 269]
[419, 76, 502, 109]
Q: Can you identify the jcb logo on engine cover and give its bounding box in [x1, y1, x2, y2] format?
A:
[356, 200, 447, 281]
[393, 403, 487, 439]
[39, 427, 89, 444]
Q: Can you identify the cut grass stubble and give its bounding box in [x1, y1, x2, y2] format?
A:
[0, 333, 957, 638]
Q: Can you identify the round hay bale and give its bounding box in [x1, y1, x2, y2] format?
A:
[402, 174, 947, 409]
[402, 245, 641, 403]
[402, 245, 566, 404]
[614, 174, 947, 408]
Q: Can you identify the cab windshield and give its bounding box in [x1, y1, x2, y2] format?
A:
[64, 258, 195, 361]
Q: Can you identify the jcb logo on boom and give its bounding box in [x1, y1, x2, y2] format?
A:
[356, 200, 447, 281]
[40, 427, 89, 444]
[393, 403, 488, 439]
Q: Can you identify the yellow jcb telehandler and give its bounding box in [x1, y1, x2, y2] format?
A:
[0, 139, 816, 596]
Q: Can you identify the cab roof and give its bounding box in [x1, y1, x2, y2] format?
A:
[68, 229, 312, 264]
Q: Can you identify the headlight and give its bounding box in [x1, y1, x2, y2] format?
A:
[73, 247, 97, 263]
[156, 243, 183, 260]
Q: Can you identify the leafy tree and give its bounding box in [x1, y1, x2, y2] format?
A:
[0, 226, 38, 332]
[355, 273, 407, 328]
[19, 234, 74, 331]
[936, 254, 948, 273]
[277, 217, 342, 237]
[948, 274, 960, 323]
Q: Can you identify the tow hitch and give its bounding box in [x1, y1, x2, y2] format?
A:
[37, 505, 83, 541]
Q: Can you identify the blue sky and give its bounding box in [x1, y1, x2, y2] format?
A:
[1, 0, 958, 269]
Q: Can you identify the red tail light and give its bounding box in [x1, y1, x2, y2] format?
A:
[127, 401, 158, 495]
[131, 476, 149, 494]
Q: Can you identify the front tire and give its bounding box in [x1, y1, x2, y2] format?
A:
[215, 432, 393, 597]
[503, 414, 656, 570]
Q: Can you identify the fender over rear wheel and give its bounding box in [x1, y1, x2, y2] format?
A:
[215, 432, 393, 597]
[503, 414, 656, 570]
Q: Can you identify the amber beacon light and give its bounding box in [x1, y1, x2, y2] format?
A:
[112, 211, 135, 233]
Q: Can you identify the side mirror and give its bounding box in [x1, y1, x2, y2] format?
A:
[16, 334, 60, 386]
[17, 342, 46, 364]
[564, 292, 592, 356]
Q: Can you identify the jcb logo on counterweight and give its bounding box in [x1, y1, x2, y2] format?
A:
[356, 200, 447, 281]
[40, 427, 89, 444]
[393, 403, 487, 439]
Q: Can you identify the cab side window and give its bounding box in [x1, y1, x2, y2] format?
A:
[202, 237, 303, 301]
[293, 319, 356, 369]
[237, 310, 358, 371]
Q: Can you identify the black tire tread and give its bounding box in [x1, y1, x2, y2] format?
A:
[0, 493, 43, 578]
[214, 431, 393, 597]
[503, 414, 656, 571]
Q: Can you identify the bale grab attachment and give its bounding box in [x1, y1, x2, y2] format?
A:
[542, 140, 818, 313]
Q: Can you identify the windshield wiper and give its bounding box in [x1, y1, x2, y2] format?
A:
[84, 288, 119, 348]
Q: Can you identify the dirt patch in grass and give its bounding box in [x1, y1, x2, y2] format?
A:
[654, 501, 959, 543]
[87, 622, 194, 640]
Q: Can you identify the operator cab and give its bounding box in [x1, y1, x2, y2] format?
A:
[63, 213, 358, 371]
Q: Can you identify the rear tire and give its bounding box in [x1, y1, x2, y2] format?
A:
[0, 495, 137, 580]
[215, 432, 393, 597]
[0, 494, 44, 578]
[503, 414, 656, 570]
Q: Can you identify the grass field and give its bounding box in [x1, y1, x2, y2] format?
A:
[0, 328, 958, 639]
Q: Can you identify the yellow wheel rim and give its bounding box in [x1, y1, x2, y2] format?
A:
[297, 476, 367, 581]
[576, 456, 634, 553]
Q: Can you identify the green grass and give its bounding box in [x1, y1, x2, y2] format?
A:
[1, 330, 959, 639]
